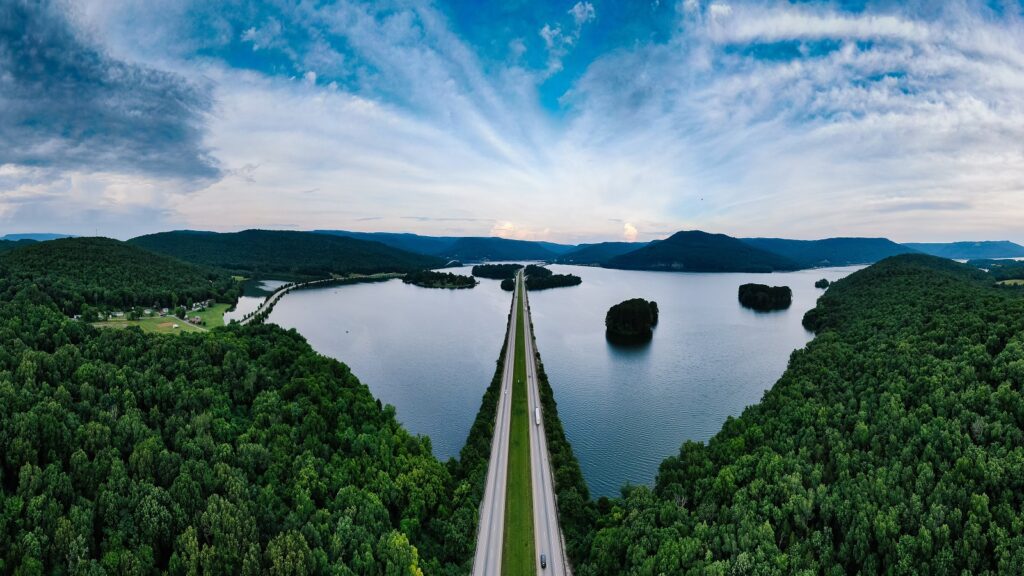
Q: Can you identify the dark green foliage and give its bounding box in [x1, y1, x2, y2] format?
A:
[608, 230, 800, 273]
[525, 274, 582, 291]
[402, 270, 476, 289]
[0, 237, 237, 315]
[441, 237, 559, 262]
[472, 264, 523, 280]
[524, 264, 552, 278]
[579, 255, 1024, 573]
[556, 242, 648, 265]
[815, 278, 831, 289]
[0, 239, 36, 253]
[738, 283, 792, 311]
[130, 230, 443, 279]
[967, 259, 1024, 282]
[905, 240, 1024, 259]
[605, 299, 659, 343]
[501, 278, 515, 291]
[0, 281, 480, 574]
[743, 237, 917, 267]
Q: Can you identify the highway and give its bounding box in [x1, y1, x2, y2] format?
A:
[472, 274, 520, 574]
[522, 283, 569, 575]
[473, 271, 569, 575]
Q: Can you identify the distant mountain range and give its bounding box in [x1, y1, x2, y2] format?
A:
[315, 230, 572, 262]
[130, 230, 443, 279]
[903, 241, 1024, 260]
[555, 242, 652, 265]
[606, 230, 801, 272]
[742, 237, 918, 268]
[0, 233, 74, 241]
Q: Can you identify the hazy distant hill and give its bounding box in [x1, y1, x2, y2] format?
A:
[442, 237, 559, 261]
[0, 237, 234, 313]
[742, 237, 918, 267]
[607, 230, 800, 272]
[903, 241, 1024, 259]
[0, 239, 36, 253]
[316, 230, 572, 261]
[557, 241, 649, 265]
[1, 233, 75, 241]
[131, 230, 443, 278]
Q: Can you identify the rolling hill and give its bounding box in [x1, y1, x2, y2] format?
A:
[0, 237, 236, 313]
[742, 237, 918, 267]
[0, 233, 75, 241]
[130, 230, 444, 278]
[315, 230, 572, 261]
[606, 230, 800, 272]
[0, 239, 36, 253]
[903, 240, 1024, 259]
[556, 242, 649, 265]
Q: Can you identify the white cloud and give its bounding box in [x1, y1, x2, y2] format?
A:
[569, 2, 596, 27]
[623, 222, 639, 242]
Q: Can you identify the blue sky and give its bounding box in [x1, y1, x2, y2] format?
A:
[1, 0, 1023, 243]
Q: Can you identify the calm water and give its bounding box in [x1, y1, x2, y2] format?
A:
[224, 279, 288, 323]
[267, 264, 860, 495]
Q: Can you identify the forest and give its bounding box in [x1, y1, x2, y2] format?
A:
[130, 230, 443, 280]
[573, 255, 1024, 573]
[0, 265, 487, 574]
[968, 259, 1024, 282]
[738, 283, 793, 311]
[0, 238, 239, 315]
[402, 270, 476, 289]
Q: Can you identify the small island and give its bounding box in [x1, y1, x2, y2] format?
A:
[606, 298, 659, 343]
[472, 263, 523, 279]
[403, 270, 477, 289]
[815, 278, 830, 289]
[738, 283, 792, 311]
[500, 278, 515, 291]
[524, 264, 582, 290]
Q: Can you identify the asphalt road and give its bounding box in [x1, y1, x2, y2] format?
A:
[522, 285, 569, 575]
[472, 275, 520, 575]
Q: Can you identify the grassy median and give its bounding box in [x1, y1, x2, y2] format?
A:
[502, 279, 535, 574]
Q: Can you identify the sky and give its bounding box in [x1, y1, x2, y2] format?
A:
[1, 0, 1023, 244]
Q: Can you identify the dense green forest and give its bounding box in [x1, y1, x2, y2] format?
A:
[0, 238, 238, 315]
[402, 270, 476, 289]
[573, 255, 1024, 573]
[471, 264, 522, 280]
[316, 231, 574, 261]
[738, 283, 793, 311]
[0, 270, 490, 574]
[130, 230, 443, 279]
[524, 264, 552, 278]
[742, 237, 916, 267]
[525, 274, 582, 291]
[967, 259, 1024, 282]
[0, 239, 36, 253]
[608, 231, 800, 273]
[500, 279, 515, 291]
[815, 278, 831, 289]
[605, 299, 659, 343]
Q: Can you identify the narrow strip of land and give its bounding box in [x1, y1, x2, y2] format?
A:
[502, 275, 535, 573]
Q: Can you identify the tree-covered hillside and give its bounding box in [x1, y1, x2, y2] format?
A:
[0, 278, 484, 574]
[905, 241, 1024, 260]
[556, 242, 649, 265]
[742, 237, 917, 267]
[130, 230, 444, 279]
[607, 230, 800, 273]
[576, 255, 1024, 573]
[0, 237, 237, 314]
[0, 239, 35, 253]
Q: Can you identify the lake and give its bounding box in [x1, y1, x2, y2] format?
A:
[267, 264, 861, 496]
[224, 279, 289, 323]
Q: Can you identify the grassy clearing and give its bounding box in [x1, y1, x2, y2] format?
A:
[998, 279, 1024, 286]
[503, 279, 535, 574]
[93, 316, 206, 335]
[191, 303, 232, 327]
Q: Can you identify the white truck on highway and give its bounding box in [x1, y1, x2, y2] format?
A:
[535, 407, 541, 426]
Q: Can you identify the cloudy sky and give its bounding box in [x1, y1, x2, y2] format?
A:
[1, 0, 1023, 243]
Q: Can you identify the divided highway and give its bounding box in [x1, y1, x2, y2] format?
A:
[473, 271, 569, 575]
[472, 275, 520, 574]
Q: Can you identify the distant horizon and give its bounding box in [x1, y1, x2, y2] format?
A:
[4, 227, 1024, 248]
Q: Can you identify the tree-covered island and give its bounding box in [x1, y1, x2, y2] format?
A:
[605, 298, 660, 343]
[472, 263, 523, 279]
[738, 283, 793, 310]
[402, 269, 477, 289]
